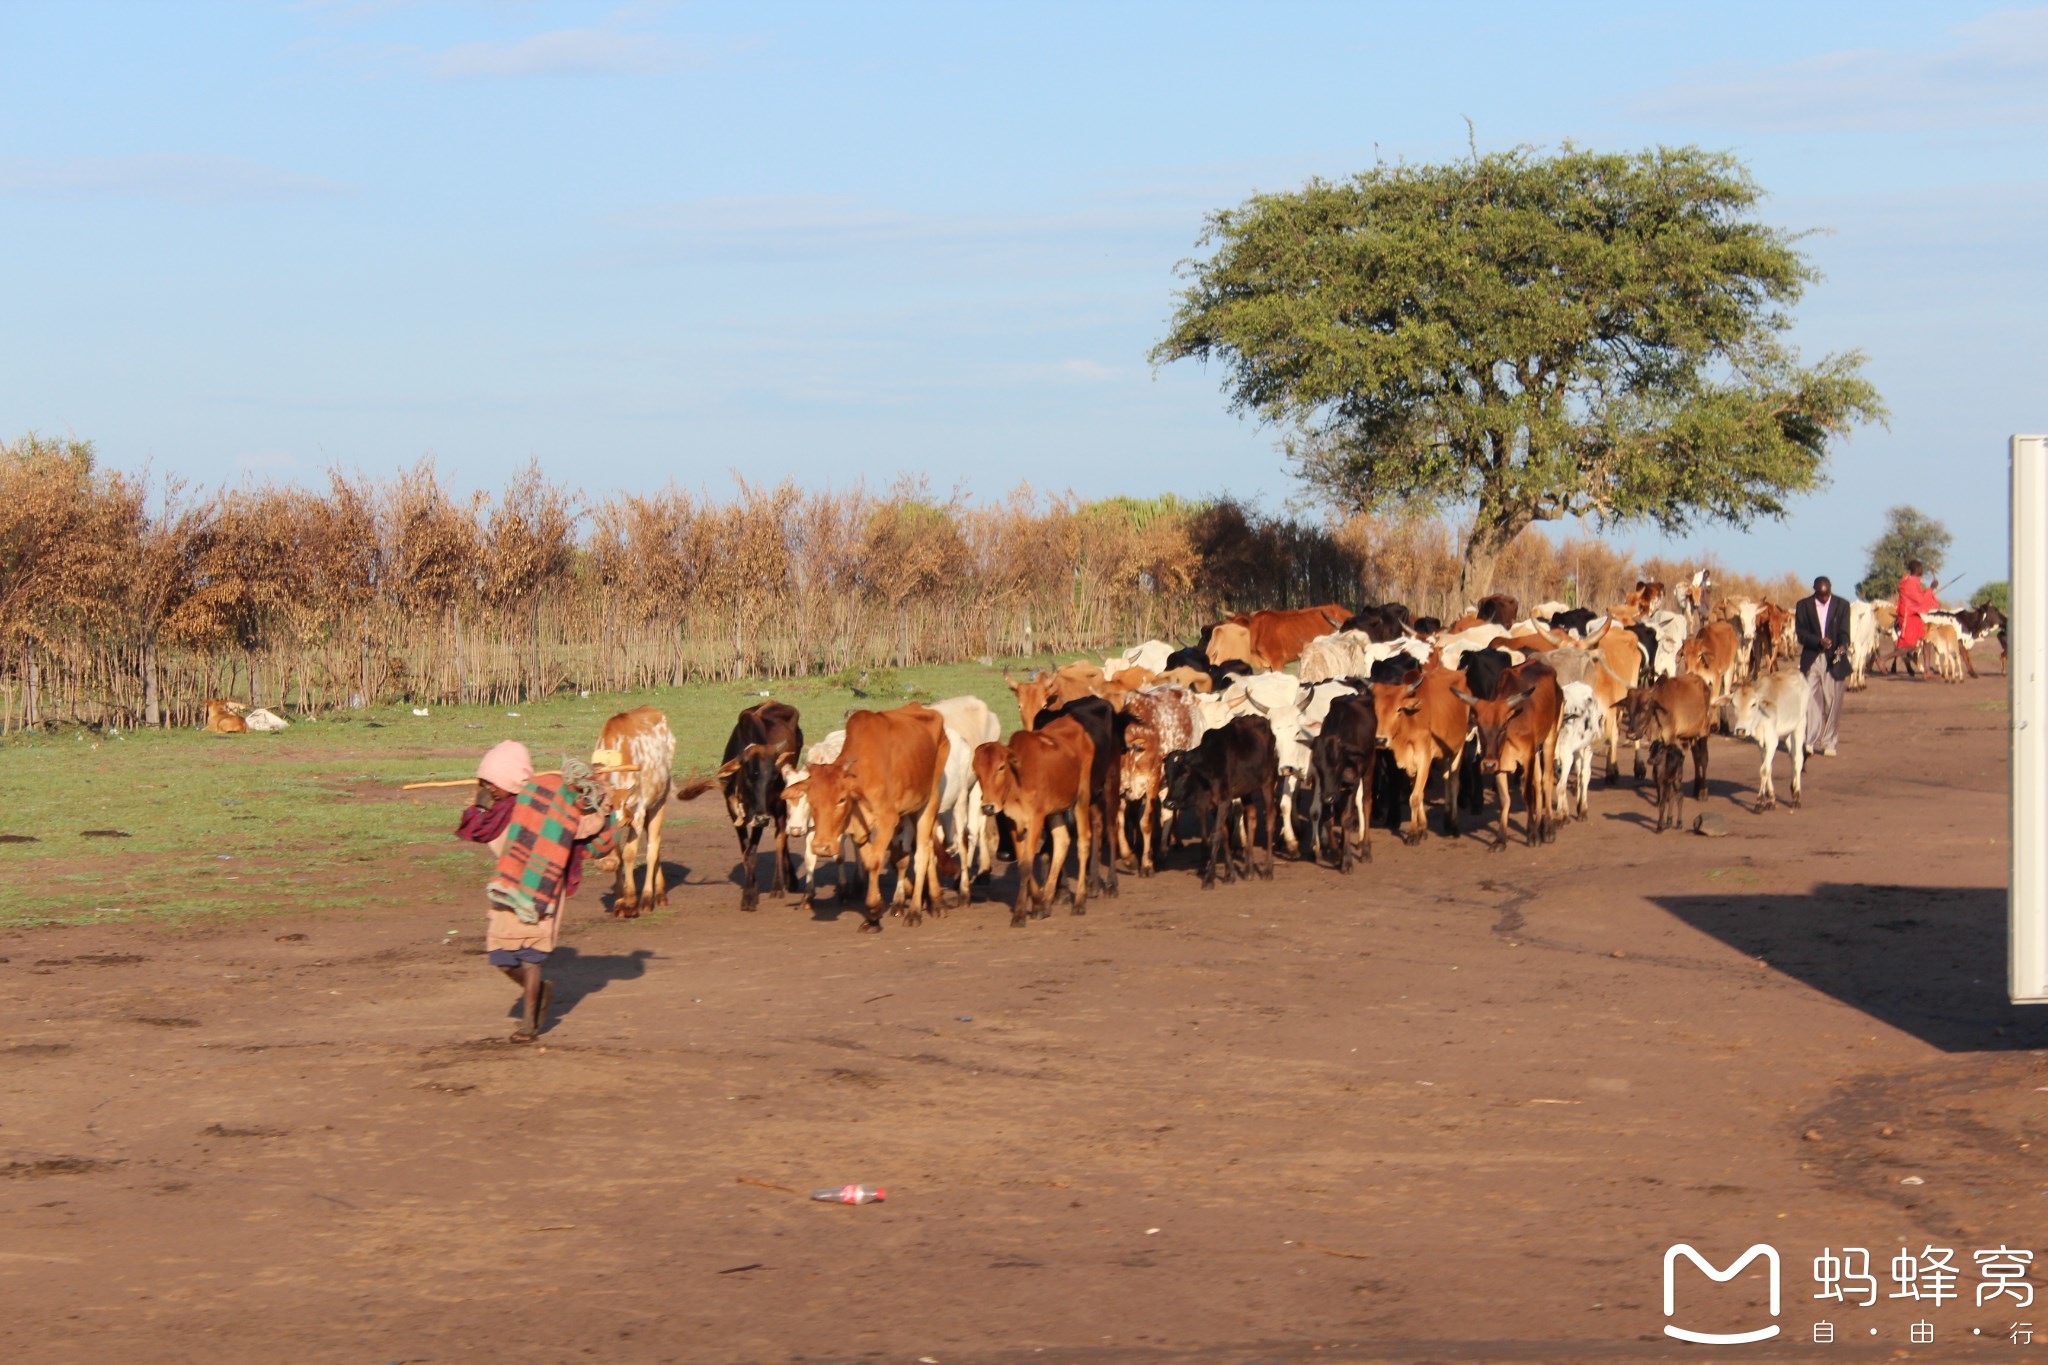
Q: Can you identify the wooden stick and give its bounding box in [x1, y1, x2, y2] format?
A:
[400, 765, 640, 791]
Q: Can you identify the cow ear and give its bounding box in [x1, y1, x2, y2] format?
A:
[840, 757, 859, 777]
[1005, 753, 1023, 781]
[715, 758, 742, 779]
[781, 778, 809, 804]
[775, 751, 799, 774]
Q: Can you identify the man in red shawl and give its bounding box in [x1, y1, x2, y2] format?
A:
[1895, 559, 1942, 672]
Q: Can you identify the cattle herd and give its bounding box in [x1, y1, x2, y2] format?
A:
[573, 578, 2005, 931]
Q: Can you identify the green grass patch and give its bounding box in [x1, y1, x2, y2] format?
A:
[0, 657, 1061, 928]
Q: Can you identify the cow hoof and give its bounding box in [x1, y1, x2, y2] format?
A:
[1010, 914, 1029, 928]
[1070, 905, 1086, 916]
[1754, 799, 1775, 814]
[856, 921, 883, 934]
[904, 912, 923, 928]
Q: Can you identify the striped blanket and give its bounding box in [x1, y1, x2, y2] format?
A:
[487, 774, 609, 923]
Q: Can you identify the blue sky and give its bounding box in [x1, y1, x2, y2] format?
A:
[2, 1, 2042, 590]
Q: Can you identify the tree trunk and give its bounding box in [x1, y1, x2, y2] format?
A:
[1456, 506, 1531, 609]
[143, 638, 160, 727]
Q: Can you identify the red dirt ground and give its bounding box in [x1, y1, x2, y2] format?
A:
[4, 667, 2041, 1363]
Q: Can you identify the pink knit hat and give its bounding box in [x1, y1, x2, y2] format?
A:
[476, 740, 534, 792]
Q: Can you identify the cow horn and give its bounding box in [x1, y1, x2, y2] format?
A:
[1246, 695, 1270, 714]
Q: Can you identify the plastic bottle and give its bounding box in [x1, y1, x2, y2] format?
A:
[811, 1184, 885, 1204]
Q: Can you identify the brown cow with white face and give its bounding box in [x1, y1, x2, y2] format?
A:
[780, 704, 949, 933]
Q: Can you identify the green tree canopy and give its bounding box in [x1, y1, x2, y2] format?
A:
[1151, 144, 1886, 603]
[1972, 581, 2009, 615]
[1856, 504, 1951, 600]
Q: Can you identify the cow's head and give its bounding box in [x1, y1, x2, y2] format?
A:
[1006, 673, 1054, 730]
[1368, 671, 1426, 749]
[1452, 684, 1534, 776]
[784, 761, 866, 856]
[1159, 748, 1205, 813]
[717, 742, 789, 830]
[972, 741, 1027, 819]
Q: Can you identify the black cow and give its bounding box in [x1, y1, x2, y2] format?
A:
[1340, 603, 1411, 643]
[692, 701, 804, 911]
[1410, 616, 1442, 637]
[1161, 715, 1278, 887]
[1033, 694, 1121, 900]
[1542, 607, 1599, 637]
[1309, 693, 1377, 872]
[1952, 605, 2009, 674]
[1627, 622, 1659, 677]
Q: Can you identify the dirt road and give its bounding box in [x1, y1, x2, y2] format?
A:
[4, 671, 2039, 1362]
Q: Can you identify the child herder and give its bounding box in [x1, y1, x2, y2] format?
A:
[457, 741, 620, 1042]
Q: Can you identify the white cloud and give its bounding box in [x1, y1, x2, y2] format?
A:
[0, 154, 349, 203]
[429, 26, 694, 80]
[1635, 7, 2048, 132]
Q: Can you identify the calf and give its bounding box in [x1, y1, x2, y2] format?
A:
[1724, 673, 1808, 812]
[1616, 675, 1714, 800]
[1679, 619, 1742, 704]
[1118, 720, 1166, 877]
[1161, 715, 1278, 887]
[974, 719, 1094, 925]
[1308, 692, 1377, 871]
[1552, 681, 1600, 823]
[1649, 739, 1686, 833]
[1454, 659, 1563, 849]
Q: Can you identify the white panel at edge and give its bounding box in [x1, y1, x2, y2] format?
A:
[2010, 434, 2048, 1004]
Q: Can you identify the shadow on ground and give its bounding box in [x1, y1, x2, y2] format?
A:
[1652, 883, 2048, 1053]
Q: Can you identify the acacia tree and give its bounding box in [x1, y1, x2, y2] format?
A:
[1152, 144, 1886, 603]
[1856, 504, 1950, 601]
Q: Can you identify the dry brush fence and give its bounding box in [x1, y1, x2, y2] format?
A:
[0, 435, 1803, 731]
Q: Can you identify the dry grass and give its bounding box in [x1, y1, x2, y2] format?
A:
[0, 433, 1811, 728]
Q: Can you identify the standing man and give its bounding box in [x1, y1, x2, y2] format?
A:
[1796, 576, 1851, 757]
[1895, 559, 1942, 676]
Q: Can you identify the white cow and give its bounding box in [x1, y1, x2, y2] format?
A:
[1643, 610, 1689, 679]
[1552, 681, 1601, 822]
[1724, 673, 1808, 812]
[1847, 601, 1879, 690]
[1299, 631, 1430, 683]
[1104, 639, 1175, 675]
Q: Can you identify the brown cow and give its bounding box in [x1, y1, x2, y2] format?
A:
[1616, 674, 1714, 800]
[1204, 620, 1255, 668]
[1679, 619, 1741, 704]
[202, 698, 247, 734]
[1117, 720, 1165, 877]
[1453, 659, 1564, 849]
[974, 719, 1094, 925]
[1005, 662, 1106, 728]
[1624, 580, 1667, 615]
[592, 706, 675, 916]
[1369, 664, 1474, 844]
[1241, 604, 1352, 671]
[781, 704, 949, 932]
[1155, 665, 1216, 693]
